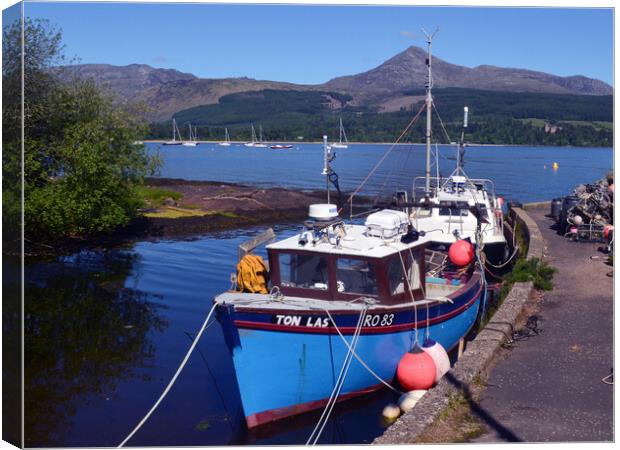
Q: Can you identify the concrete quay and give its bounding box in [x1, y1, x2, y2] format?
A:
[374, 204, 613, 444]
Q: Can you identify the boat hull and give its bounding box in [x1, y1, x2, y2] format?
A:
[216, 276, 482, 428]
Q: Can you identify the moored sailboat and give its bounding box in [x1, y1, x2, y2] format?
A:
[163, 118, 183, 145]
[244, 124, 259, 147]
[331, 117, 349, 149]
[254, 125, 268, 148]
[219, 128, 231, 146]
[182, 124, 198, 147]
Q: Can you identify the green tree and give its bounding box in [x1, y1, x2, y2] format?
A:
[2, 18, 159, 245]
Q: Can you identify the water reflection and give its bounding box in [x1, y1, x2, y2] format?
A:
[20, 226, 399, 447]
[24, 250, 168, 447]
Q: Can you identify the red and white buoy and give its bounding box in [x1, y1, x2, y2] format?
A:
[422, 338, 451, 383]
[604, 224, 614, 240]
[396, 344, 436, 391]
[448, 240, 475, 266]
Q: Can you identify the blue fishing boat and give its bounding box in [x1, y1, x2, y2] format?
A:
[214, 137, 484, 430]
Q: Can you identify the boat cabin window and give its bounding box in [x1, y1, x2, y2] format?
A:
[335, 258, 378, 295]
[439, 207, 468, 217]
[279, 253, 329, 290]
[387, 251, 421, 295]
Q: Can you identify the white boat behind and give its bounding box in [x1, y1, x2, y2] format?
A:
[219, 128, 231, 146]
[331, 117, 349, 149]
[407, 31, 509, 267]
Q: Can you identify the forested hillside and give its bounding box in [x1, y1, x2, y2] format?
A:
[148, 88, 613, 146]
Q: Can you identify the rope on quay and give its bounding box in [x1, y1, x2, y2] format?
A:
[118, 302, 219, 447]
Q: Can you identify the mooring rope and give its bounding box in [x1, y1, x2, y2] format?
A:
[118, 302, 219, 447]
[306, 306, 367, 445]
[322, 308, 404, 396]
[395, 247, 420, 347]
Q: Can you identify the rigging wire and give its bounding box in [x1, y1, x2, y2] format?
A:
[433, 103, 453, 144]
[395, 247, 420, 347]
[342, 102, 427, 214]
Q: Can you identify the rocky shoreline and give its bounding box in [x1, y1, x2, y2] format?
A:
[20, 178, 360, 256]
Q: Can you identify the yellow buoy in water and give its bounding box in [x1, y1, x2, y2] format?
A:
[552, 162, 559, 170]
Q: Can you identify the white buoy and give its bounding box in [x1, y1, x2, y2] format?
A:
[382, 403, 401, 420]
[422, 338, 451, 382]
[572, 215, 583, 226]
[398, 390, 427, 413]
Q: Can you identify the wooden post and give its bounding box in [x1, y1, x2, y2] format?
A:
[458, 338, 465, 358]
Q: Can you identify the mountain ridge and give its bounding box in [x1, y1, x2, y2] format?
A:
[60, 45, 612, 121]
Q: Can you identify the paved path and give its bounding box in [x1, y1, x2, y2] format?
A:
[472, 205, 613, 443]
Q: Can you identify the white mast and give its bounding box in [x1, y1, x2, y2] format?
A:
[457, 106, 468, 176]
[422, 28, 438, 194]
[321, 135, 331, 203]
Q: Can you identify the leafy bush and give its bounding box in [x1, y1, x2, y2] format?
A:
[3, 18, 160, 244]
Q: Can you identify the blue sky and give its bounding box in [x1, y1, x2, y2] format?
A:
[21, 2, 614, 85]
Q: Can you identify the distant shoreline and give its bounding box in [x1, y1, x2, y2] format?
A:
[140, 140, 611, 149]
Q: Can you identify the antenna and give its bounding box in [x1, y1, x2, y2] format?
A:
[457, 106, 469, 175]
[322, 135, 331, 203]
[421, 27, 439, 194]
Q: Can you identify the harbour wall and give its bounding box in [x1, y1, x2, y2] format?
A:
[374, 204, 546, 444]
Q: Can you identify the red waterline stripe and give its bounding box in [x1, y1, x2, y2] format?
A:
[246, 382, 387, 429]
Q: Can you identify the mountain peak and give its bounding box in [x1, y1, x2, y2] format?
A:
[323, 46, 611, 96]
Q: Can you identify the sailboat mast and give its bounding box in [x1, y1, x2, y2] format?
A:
[172, 118, 176, 142]
[423, 29, 436, 194]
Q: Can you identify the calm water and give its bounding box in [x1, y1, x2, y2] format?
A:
[19, 143, 613, 446]
[150, 142, 613, 203]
